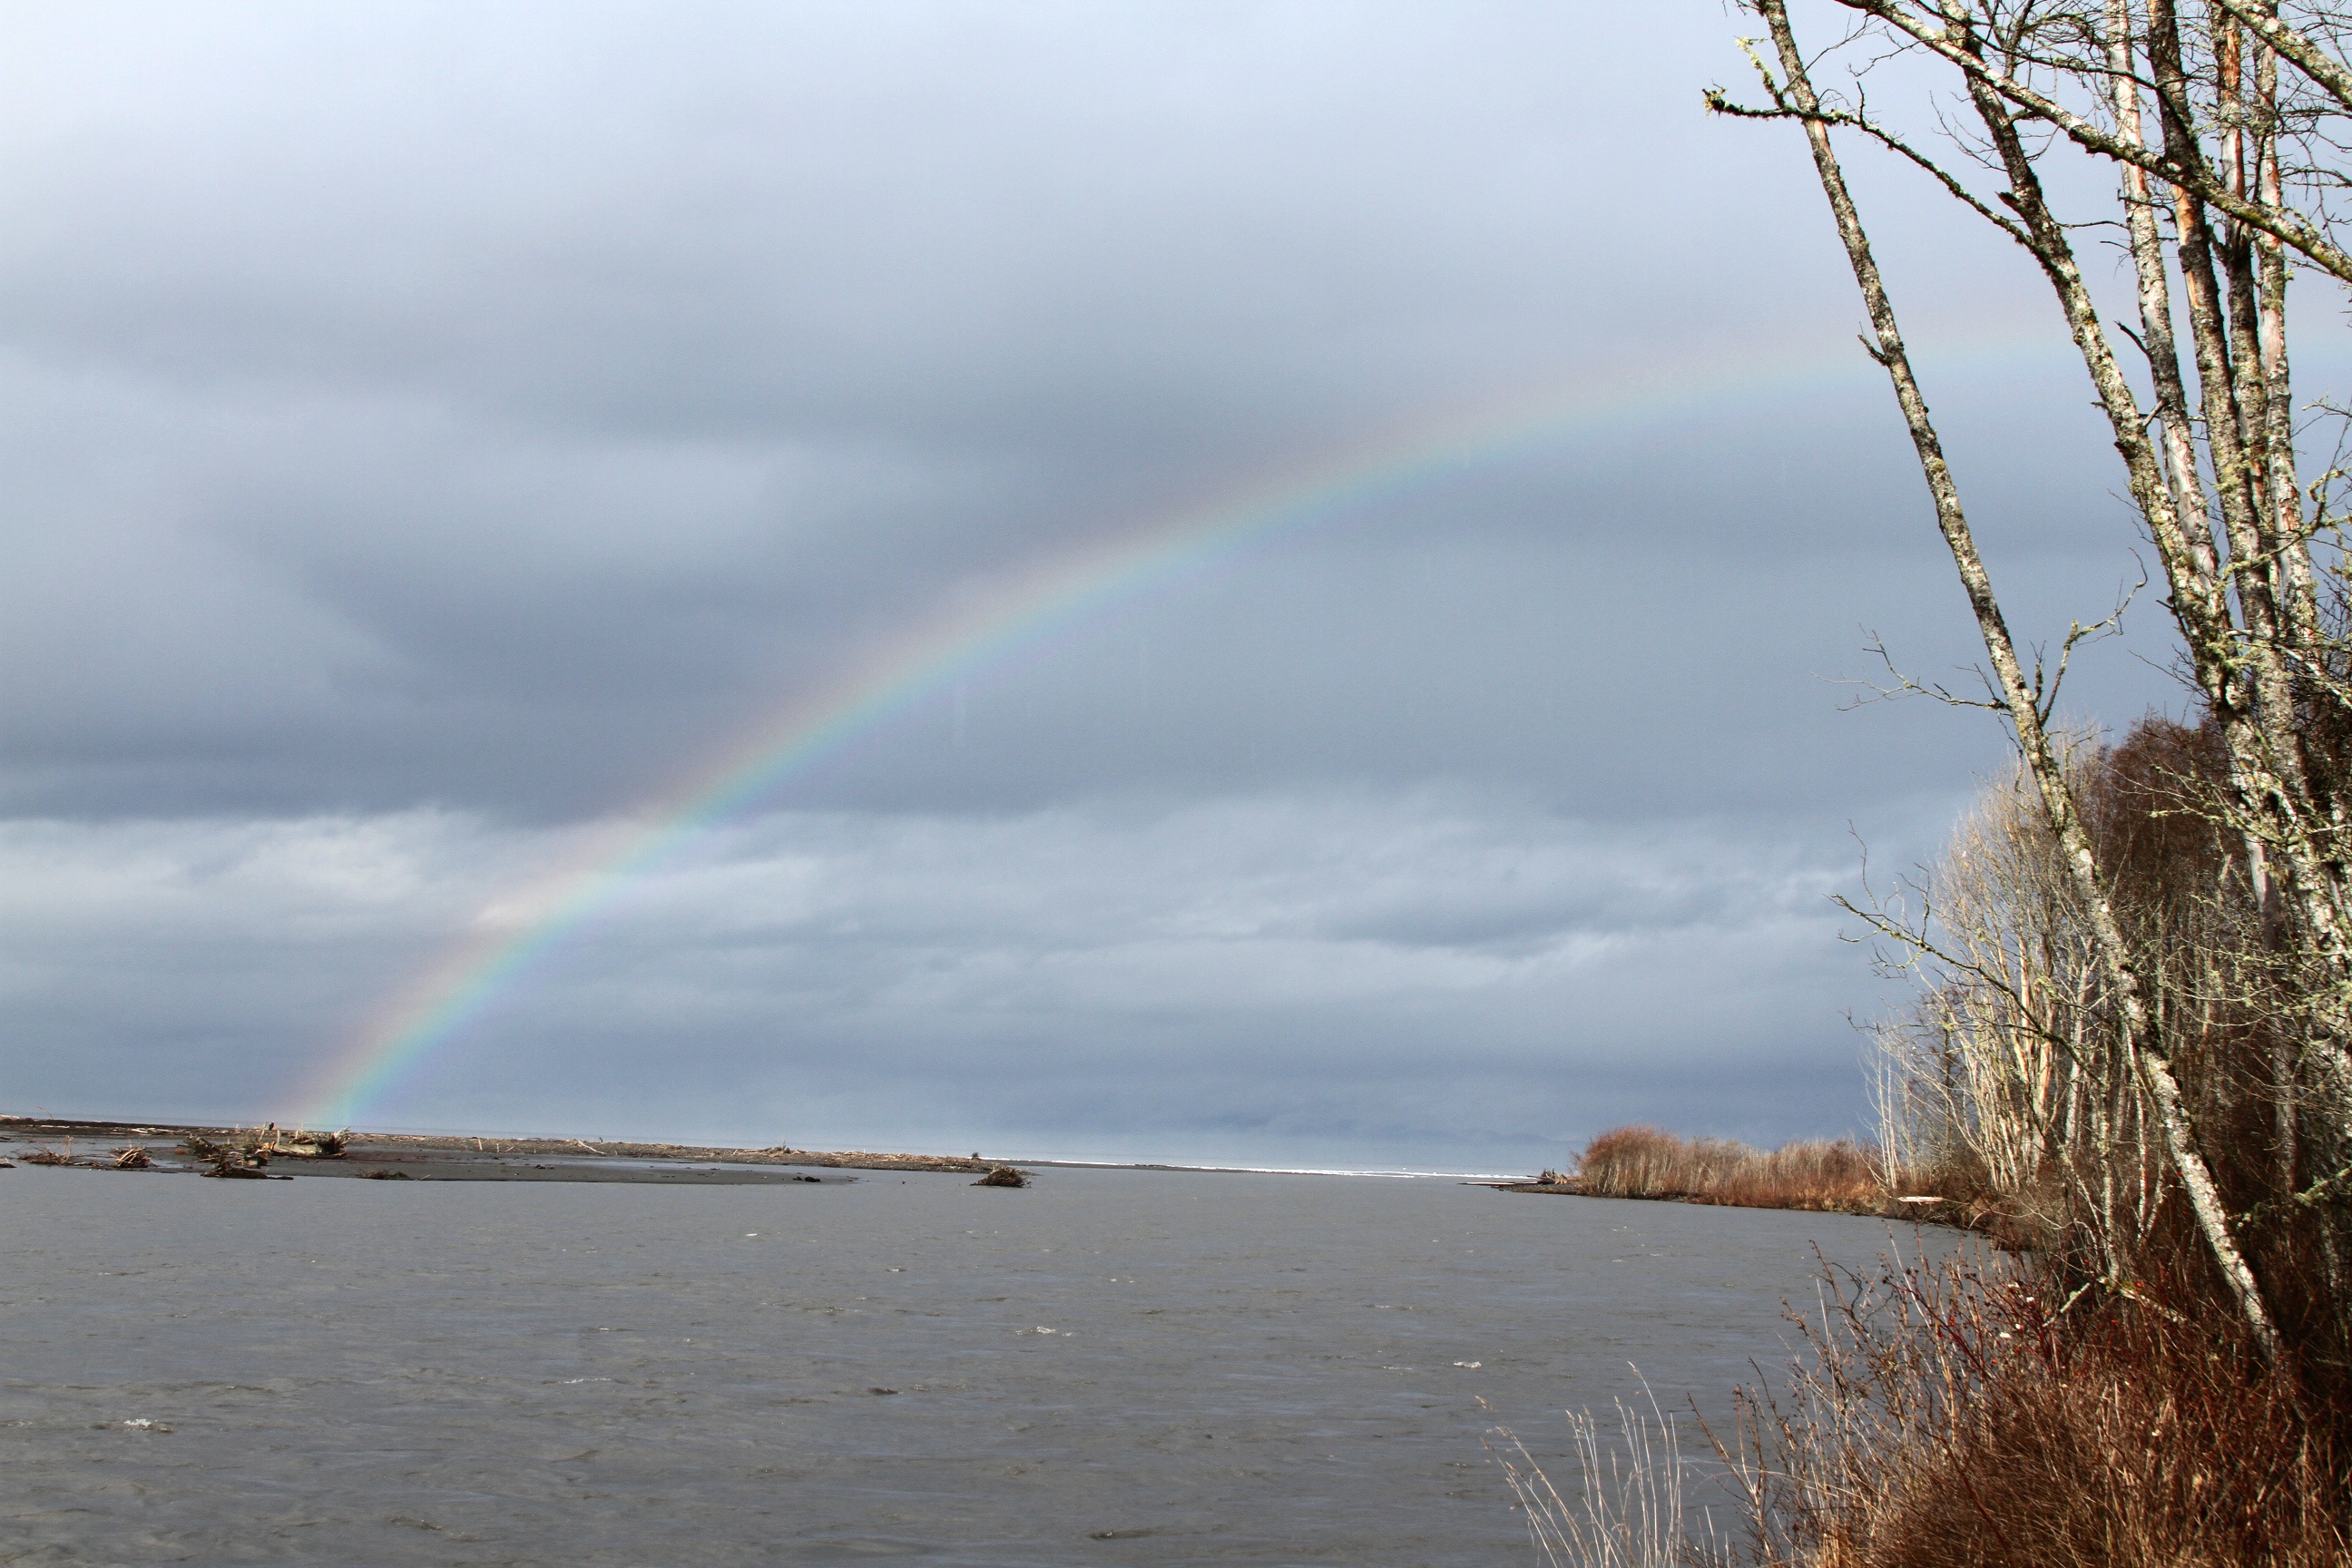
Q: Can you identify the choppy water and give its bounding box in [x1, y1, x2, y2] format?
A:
[0, 1164, 1945, 1565]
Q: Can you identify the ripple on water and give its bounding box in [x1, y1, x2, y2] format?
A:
[0, 1164, 1957, 1565]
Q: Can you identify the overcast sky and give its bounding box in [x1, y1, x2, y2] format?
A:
[1, 2, 2267, 1171]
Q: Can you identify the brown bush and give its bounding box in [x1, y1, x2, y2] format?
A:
[1718, 1252, 2351, 1568]
[1575, 1125, 1896, 1214]
[1870, 714, 2352, 1396]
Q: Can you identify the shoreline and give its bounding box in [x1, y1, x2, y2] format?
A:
[0, 1115, 1002, 1184]
[0, 1116, 1529, 1185]
[0, 1116, 1964, 1215]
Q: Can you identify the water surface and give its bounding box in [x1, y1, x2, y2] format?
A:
[0, 1164, 1944, 1565]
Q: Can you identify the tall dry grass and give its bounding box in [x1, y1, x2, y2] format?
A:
[1493, 1248, 2347, 1568]
[1486, 1387, 1710, 1568]
[1574, 1125, 1896, 1215]
[1713, 1250, 2349, 1568]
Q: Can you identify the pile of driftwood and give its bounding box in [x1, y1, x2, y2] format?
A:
[181, 1125, 348, 1178]
[13, 1139, 159, 1171]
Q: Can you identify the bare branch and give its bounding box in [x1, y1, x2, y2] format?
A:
[1834, 0, 2352, 281]
[2210, 0, 2352, 114]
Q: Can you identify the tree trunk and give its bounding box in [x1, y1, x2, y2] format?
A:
[1752, 0, 2282, 1358]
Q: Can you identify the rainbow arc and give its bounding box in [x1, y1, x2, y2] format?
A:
[299, 334, 2057, 1127]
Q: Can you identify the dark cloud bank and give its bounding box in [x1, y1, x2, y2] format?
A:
[2, 2, 2222, 1169]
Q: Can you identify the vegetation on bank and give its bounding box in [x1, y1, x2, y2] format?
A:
[1570, 1126, 1902, 1217]
[1524, 721, 2352, 1566]
[1514, 2, 2352, 1559]
[1739, 709, 2351, 1566]
[1717, 1249, 2346, 1568]
[1514, 3, 2352, 1546]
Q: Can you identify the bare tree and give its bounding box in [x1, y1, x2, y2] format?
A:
[1712, 0, 2352, 1367]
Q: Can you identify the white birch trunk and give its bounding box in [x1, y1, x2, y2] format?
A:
[1753, 0, 2283, 1358]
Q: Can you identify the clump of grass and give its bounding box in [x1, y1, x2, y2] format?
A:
[22, 1146, 72, 1166]
[1575, 1125, 1897, 1214]
[1486, 1383, 1711, 1568]
[972, 1166, 1028, 1188]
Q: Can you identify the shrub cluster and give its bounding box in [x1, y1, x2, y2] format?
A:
[1742, 714, 2352, 1564]
[1573, 1125, 1888, 1214]
[1719, 1252, 2347, 1568]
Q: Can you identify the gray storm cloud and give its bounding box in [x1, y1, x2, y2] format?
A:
[2, 2, 2202, 1164]
[3, 794, 1872, 1168]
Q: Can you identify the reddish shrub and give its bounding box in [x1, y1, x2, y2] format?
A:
[1575, 1125, 1895, 1213]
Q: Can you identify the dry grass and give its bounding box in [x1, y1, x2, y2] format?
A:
[1575, 1126, 1905, 1215]
[1515, 710, 2352, 1563]
[1713, 1251, 2350, 1568]
[1490, 1252, 2349, 1568]
[1487, 1386, 1713, 1568]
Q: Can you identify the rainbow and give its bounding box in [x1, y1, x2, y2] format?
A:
[296, 333, 2058, 1127]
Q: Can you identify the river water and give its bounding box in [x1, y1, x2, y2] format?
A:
[0, 1164, 1944, 1565]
